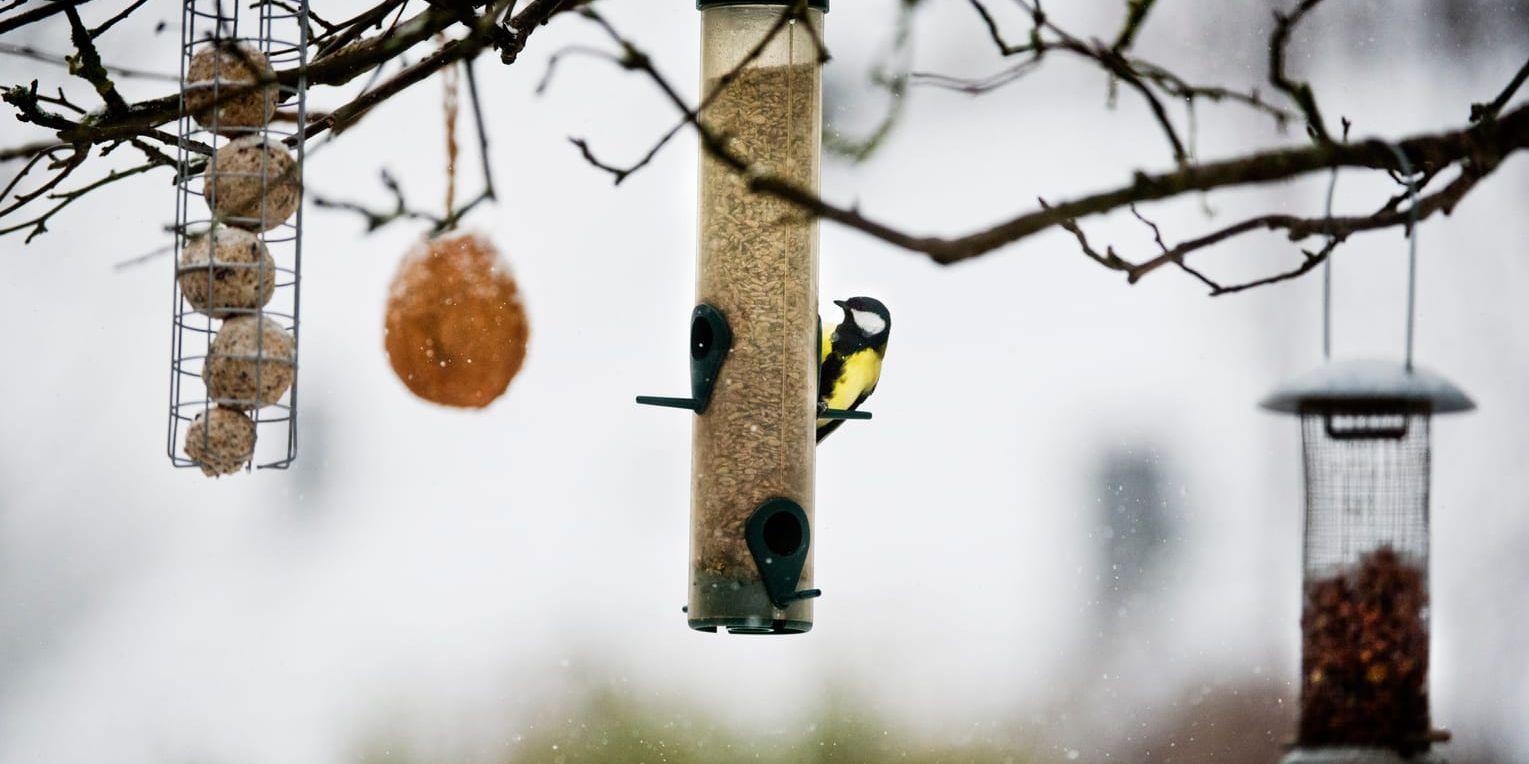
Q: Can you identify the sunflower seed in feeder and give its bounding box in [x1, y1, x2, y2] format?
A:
[204, 315, 295, 408]
[178, 227, 276, 317]
[184, 406, 256, 476]
[185, 42, 276, 134]
[206, 136, 300, 232]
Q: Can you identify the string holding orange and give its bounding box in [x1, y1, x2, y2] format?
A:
[439, 35, 461, 228]
[381, 51, 524, 409]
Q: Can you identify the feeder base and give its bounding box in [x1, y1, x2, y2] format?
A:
[688, 616, 813, 635]
[687, 571, 813, 634]
[1283, 747, 1444, 764]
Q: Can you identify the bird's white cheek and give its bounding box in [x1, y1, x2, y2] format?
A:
[851, 309, 886, 336]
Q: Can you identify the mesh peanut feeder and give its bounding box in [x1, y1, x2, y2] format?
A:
[1264, 361, 1471, 762]
[638, 0, 838, 635]
[1263, 157, 1473, 763]
[169, 0, 307, 473]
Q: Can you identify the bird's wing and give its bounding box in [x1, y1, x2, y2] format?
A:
[816, 349, 881, 443]
[824, 349, 881, 412]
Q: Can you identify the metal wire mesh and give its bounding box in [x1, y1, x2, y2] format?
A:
[1297, 408, 1435, 754]
[1300, 410, 1431, 575]
[167, 0, 307, 472]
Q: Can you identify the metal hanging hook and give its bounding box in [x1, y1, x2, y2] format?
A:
[1319, 143, 1421, 371]
[1321, 165, 1338, 361]
[1385, 143, 1421, 372]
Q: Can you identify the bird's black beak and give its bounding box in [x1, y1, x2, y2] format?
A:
[832, 299, 849, 310]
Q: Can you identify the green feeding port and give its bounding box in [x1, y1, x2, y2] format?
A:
[635, 304, 732, 415]
[744, 498, 819, 610]
[762, 508, 803, 556]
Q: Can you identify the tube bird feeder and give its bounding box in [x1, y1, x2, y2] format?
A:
[638, 0, 826, 634]
[1263, 360, 1473, 762]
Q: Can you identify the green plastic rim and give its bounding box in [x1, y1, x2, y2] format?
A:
[688, 616, 813, 635]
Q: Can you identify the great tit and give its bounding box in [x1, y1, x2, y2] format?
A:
[817, 296, 890, 443]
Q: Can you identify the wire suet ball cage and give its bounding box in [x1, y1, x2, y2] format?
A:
[168, 0, 307, 475]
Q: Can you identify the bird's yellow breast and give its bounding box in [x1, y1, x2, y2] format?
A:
[822, 347, 882, 413]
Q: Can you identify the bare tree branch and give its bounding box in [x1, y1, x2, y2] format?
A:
[0, 0, 103, 36]
[0, 42, 181, 83]
[1, 140, 67, 164]
[918, 0, 1285, 161]
[547, 0, 813, 184]
[1, 156, 164, 242]
[1124, 165, 1492, 286]
[1111, 0, 1158, 54]
[1, 0, 576, 239]
[1, 0, 1525, 305]
[311, 168, 492, 236]
[63, 5, 128, 113]
[1270, 0, 1332, 142]
[1472, 54, 1529, 124]
[563, 6, 1528, 294]
[89, 0, 149, 38]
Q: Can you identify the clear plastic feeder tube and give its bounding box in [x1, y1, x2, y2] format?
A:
[689, 2, 823, 634]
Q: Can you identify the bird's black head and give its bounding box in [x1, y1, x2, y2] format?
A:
[833, 296, 891, 347]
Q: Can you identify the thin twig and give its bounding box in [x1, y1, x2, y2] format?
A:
[550, 1, 811, 184]
[0, 0, 104, 36]
[90, 0, 149, 38]
[1472, 54, 1529, 124]
[564, 7, 1529, 293]
[1269, 0, 1331, 142]
[1, 159, 164, 242]
[0, 42, 175, 85]
[462, 56, 496, 198]
[64, 5, 128, 113]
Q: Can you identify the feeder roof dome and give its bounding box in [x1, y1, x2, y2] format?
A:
[1260, 358, 1475, 415]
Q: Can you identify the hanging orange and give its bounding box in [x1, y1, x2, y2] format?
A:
[384, 232, 529, 408]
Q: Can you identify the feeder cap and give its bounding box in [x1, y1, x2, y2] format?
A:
[1259, 358, 1475, 415]
[698, 0, 828, 12]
